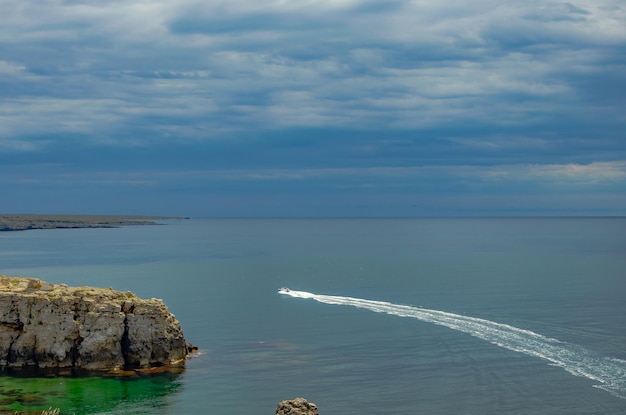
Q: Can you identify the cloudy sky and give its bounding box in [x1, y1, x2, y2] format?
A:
[1, 0, 625, 216]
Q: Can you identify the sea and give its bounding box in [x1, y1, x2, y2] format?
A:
[0, 217, 625, 414]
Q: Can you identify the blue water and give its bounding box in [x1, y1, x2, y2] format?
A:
[1, 218, 625, 414]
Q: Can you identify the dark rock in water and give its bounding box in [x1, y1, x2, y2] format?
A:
[0, 275, 195, 373]
[275, 398, 319, 415]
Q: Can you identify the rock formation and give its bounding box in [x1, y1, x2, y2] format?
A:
[275, 398, 319, 415]
[0, 214, 180, 232]
[0, 275, 193, 373]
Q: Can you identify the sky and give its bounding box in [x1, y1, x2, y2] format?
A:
[1, 0, 625, 217]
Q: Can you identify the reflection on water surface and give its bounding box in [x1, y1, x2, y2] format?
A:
[0, 370, 184, 414]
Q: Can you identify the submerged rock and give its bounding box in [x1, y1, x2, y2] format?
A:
[275, 398, 319, 415]
[0, 275, 193, 373]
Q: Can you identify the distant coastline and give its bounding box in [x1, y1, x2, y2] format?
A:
[0, 214, 187, 231]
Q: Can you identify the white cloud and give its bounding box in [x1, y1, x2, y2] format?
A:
[0, 138, 42, 151]
[126, 161, 626, 185]
[528, 161, 626, 181]
[481, 161, 626, 184]
[0, 60, 27, 74]
[0, 0, 623, 156]
[3, 162, 623, 194]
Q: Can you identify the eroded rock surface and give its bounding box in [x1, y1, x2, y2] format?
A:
[0, 276, 191, 372]
[275, 398, 319, 415]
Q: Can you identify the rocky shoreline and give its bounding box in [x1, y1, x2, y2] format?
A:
[0, 276, 194, 374]
[0, 275, 321, 414]
[0, 214, 186, 232]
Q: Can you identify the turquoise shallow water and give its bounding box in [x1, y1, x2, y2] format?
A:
[1, 218, 625, 414]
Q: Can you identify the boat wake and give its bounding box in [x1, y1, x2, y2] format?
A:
[278, 288, 626, 399]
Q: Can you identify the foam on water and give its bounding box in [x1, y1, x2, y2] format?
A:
[279, 288, 626, 399]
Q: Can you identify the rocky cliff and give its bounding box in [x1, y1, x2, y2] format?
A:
[0, 276, 193, 373]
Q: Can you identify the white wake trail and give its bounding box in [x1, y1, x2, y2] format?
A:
[278, 288, 626, 399]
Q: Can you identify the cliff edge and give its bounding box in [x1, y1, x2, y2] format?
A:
[0, 276, 193, 373]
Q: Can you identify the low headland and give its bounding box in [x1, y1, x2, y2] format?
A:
[0, 214, 187, 232]
[0, 275, 195, 376]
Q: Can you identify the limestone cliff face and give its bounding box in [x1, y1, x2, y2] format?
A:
[0, 276, 191, 372]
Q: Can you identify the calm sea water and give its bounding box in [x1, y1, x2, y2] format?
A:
[1, 218, 625, 414]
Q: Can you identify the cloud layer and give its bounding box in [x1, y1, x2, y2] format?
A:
[1, 0, 625, 215]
